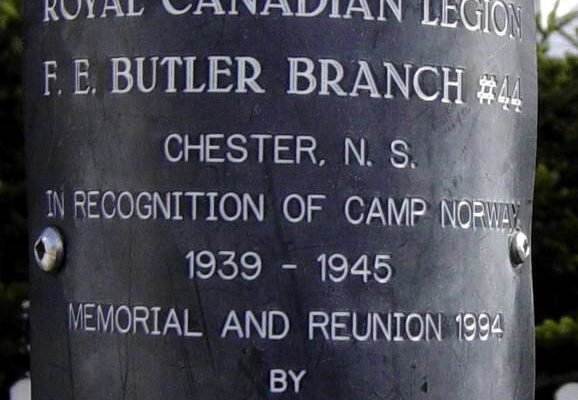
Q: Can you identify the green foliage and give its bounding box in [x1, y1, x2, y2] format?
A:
[0, 283, 27, 398]
[0, 0, 27, 398]
[536, 317, 578, 346]
[533, 51, 578, 322]
[0, 0, 25, 283]
[535, 316, 578, 398]
[533, 6, 578, 399]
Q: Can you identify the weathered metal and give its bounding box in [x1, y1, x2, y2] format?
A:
[25, 1, 537, 399]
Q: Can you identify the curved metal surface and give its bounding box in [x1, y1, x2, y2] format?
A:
[25, 1, 537, 399]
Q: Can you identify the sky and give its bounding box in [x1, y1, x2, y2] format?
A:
[540, 0, 577, 17]
[539, 0, 578, 56]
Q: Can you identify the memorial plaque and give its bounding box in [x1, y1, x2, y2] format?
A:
[24, 1, 537, 399]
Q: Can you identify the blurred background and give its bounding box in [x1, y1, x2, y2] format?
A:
[0, 0, 577, 399]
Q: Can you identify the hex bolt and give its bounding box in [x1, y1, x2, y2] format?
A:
[34, 227, 64, 272]
[510, 230, 530, 267]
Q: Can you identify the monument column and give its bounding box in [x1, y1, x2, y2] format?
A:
[25, 1, 537, 399]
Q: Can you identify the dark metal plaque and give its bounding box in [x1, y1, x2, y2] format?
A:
[25, 1, 537, 399]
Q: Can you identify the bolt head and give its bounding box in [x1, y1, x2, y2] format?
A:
[34, 227, 64, 272]
[510, 231, 530, 267]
